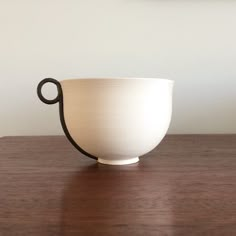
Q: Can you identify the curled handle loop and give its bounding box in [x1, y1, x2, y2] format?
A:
[37, 78, 61, 105]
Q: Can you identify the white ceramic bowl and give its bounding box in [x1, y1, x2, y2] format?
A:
[38, 78, 174, 165]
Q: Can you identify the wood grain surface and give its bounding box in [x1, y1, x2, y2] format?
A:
[0, 135, 236, 236]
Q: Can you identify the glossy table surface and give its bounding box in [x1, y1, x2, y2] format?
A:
[0, 135, 236, 236]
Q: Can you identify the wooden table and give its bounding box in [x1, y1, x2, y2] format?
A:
[0, 135, 236, 236]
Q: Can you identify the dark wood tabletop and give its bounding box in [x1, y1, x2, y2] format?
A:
[0, 135, 236, 236]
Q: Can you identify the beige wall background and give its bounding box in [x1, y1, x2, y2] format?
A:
[1, 0, 236, 136]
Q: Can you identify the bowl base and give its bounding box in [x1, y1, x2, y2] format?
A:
[97, 157, 139, 165]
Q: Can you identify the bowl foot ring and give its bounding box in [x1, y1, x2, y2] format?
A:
[97, 157, 139, 165]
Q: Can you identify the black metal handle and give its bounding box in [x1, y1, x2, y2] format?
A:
[37, 78, 97, 161]
[37, 78, 62, 105]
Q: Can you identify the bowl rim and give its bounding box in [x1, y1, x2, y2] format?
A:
[61, 77, 174, 84]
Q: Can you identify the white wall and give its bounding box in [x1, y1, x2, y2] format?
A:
[1, 0, 236, 136]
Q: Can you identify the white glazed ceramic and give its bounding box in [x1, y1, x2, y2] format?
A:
[59, 78, 174, 165]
